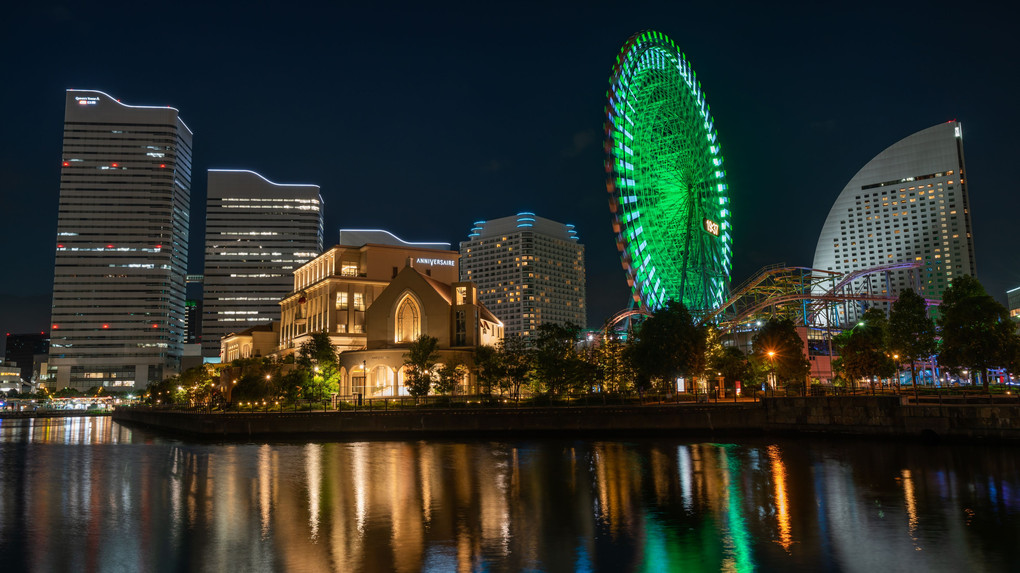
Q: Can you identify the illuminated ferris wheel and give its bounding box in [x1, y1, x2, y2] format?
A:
[605, 30, 732, 312]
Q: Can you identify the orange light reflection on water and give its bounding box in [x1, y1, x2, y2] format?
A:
[768, 444, 793, 552]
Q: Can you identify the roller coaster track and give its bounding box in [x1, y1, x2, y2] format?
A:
[609, 261, 937, 334]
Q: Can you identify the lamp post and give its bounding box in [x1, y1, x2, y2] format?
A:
[892, 354, 899, 392]
[767, 350, 776, 396]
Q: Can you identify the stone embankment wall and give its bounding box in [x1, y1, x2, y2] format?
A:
[113, 397, 1020, 441]
[763, 396, 1020, 441]
[113, 404, 765, 439]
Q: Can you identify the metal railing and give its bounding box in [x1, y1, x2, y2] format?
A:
[120, 383, 1020, 414]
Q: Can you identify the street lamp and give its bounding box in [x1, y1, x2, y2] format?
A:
[766, 350, 776, 394]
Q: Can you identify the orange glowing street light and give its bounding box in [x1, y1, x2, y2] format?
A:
[766, 350, 777, 391]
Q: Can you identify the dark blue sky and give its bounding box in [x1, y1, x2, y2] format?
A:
[2, 1, 1017, 336]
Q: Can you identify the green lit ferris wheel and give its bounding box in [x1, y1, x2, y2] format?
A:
[605, 30, 732, 312]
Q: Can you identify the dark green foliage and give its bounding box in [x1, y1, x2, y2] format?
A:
[146, 365, 218, 405]
[887, 288, 937, 388]
[474, 345, 501, 397]
[434, 360, 467, 396]
[499, 334, 533, 399]
[305, 362, 340, 402]
[710, 346, 753, 389]
[751, 318, 810, 387]
[531, 323, 582, 395]
[832, 307, 896, 387]
[938, 275, 1018, 391]
[232, 370, 277, 403]
[594, 332, 634, 394]
[403, 334, 440, 399]
[298, 332, 339, 369]
[628, 301, 707, 392]
[278, 369, 309, 402]
[53, 387, 82, 398]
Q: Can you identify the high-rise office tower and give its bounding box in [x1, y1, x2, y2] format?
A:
[459, 213, 586, 337]
[202, 170, 323, 357]
[812, 121, 975, 324]
[50, 90, 192, 390]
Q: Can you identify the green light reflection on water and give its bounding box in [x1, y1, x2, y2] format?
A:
[638, 443, 756, 573]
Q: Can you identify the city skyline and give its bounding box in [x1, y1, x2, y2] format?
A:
[3, 3, 1018, 337]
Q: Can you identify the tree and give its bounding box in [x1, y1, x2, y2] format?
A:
[232, 371, 277, 403]
[531, 322, 580, 395]
[278, 369, 309, 402]
[499, 334, 533, 400]
[709, 346, 753, 392]
[887, 288, 937, 389]
[403, 334, 440, 400]
[434, 360, 467, 396]
[305, 362, 340, 402]
[474, 345, 501, 397]
[594, 331, 634, 394]
[298, 331, 339, 369]
[938, 275, 1018, 391]
[832, 308, 895, 389]
[628, 301, 707, 393]
[751, 318, 810, 390]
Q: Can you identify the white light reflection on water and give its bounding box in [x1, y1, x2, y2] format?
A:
[678, 445, 693, 511]
[305, 443, 321, 540]
[258, 444, 272, 539]
[352, 442, 367, 534]
[1, 418, 1019, 572]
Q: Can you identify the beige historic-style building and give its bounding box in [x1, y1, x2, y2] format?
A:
[339, 266, 503, 398]
[220, 322, 280, 362]
[277, 230, 459, 356]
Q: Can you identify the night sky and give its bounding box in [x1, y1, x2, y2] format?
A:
[2, 1, 1017, 339]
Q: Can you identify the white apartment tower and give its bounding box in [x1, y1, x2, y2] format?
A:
[50, 90, 192, 390]
[459, 213, 586, 337]
[812, 121, 976, 324]
[202, 170, 323, 357]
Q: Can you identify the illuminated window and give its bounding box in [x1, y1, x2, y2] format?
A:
[395, 295, 421, 343]
[336, 292, 348, 310]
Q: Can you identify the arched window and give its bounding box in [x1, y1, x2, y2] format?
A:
[395, 294, 421, 343]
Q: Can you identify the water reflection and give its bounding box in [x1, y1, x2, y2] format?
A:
[768, 444, 793, 552]
[1, 418, 1019, 572]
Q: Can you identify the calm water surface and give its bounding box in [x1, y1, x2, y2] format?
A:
[0, 416, 1017, 572]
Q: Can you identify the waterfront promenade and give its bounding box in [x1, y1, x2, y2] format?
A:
[112, 395, 1020, 442]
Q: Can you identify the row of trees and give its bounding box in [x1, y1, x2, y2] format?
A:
[148, 275, 1018, 404]
[835, 275, 1019, 391]
[448, 303, 805, 399]
[146, 332, 344, 406]
[458, 275, 1019, 398]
